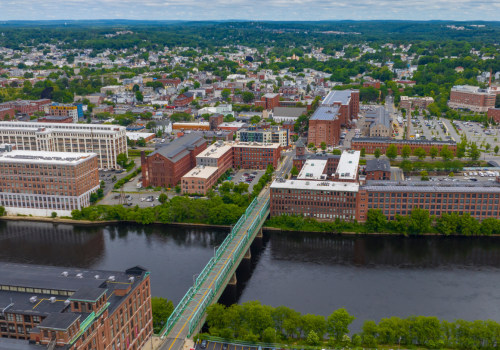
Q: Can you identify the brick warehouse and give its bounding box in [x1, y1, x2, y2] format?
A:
[232, 142, 282, 170]
[141, 134, 207, 188]
[0, 263, 153, 350]
[448, 85, 496, 112]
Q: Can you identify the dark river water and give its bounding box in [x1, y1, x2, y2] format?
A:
[1, 220, 500, 331]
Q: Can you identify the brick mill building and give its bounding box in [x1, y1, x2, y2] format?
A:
[141, 134, 207, 188]
[399, 96, 434, 110]
[0, 148, 99, 216]
[0, 263, 153, 350]
[448, 85, 496, 112]
[233, 142, 282, 170]
[0, 122, 128, 169]
[271, 150, 500, 223]
[308, 90, 359, 147]
[351, 137, 457, 155]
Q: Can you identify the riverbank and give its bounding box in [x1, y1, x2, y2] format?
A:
[2, 215, 500, 238]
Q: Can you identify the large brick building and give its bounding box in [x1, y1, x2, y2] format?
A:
[448, 85, 496, 112]
[0, 122, 128, 169]
[351, 137, 457, 155]
[0, 149, 99, 216]
[254, 93, 280, 110]
[0, 99, 51, 116]
[488, 108, 500, 123]
[233, 142, 281, 170]
[307, 90, 359, 147]
[271, 150, 500, 223]
[0, 263, 153, 350]
[365, 158, 391, 180]
[141, 134, 207, 188]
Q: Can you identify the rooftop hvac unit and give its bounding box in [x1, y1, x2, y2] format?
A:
[108, 276, 116, 282]
[76, 273, 83, 279]
[29, 296, 37, 304]
[128, 277, 135, 283]
[61, 271, 69, 277]
[49, 297, 56, 304]
[94, 275, 100, 279]
[64, 300, 71, 306]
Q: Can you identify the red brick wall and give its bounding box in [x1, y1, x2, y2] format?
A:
[488, 108, 500, 123]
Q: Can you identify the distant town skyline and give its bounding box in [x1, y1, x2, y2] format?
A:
[0, 0, 499, 21]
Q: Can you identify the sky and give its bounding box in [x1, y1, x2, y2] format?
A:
[0, 0, 499, 21]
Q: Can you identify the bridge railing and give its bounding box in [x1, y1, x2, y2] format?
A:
[161, 196, 270, 339]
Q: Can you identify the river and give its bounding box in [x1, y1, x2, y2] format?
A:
[1, 220, 500, 331]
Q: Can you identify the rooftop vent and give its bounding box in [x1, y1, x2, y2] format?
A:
[94, 275, 100, 279]
[108, 276, 116, 282]
[128, 276, 135, 283]
[76, 273, 83, 279]
[61, 271, 69, 277]
[64, 299, 71, 306]
[29, 296, 37, 304]
[49, 297, 56, 304]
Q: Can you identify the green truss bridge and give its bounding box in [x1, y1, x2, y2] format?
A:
[158, 189, 271, 350]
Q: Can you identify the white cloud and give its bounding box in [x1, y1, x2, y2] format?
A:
[0, 0, 499, 20]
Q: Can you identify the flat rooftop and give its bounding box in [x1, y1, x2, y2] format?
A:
[0, 150, 97, 165]
[322, 89, 355, 106]
[310, 106, 340, 121]
[182, 165, 218, 179]
[0, 121, 125, 132]
[126, 132, 155, 141]
[336, 150, 360, 180]
[234, 142, 281, 149]
[196, 142, 233, 159]
[298, 159, 328, 180]
[271, 179, 359, 192]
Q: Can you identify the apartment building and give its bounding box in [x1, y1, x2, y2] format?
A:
[448, 85, 496, 112]
[307, 106, 341, 147]
[0, 122, 128, 169]
[237, 126, 290, 148]
[0, 149, 99, 216]
[233, 142, 282, 170]
[46, 104, 80, 123]
[141, 134, 207, 188]
[181, 165, 219, 195]
[351, 137, 457, 155]
[0, 263, 153, 350]
[321, 89, 359, 125]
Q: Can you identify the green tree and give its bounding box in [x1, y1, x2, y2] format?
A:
[234, 182, 249, 194]
[386, 144, 398, 160]
[413, 147, 427, 160]
[401, 145, 411, 159]
[135, 90, 144, 102]
[302, 314, 327, 339]
[151, 297, 174, 333]
[321, 142, 327, 151]
[374, 148, 381, 159]
[439, 145, 453, 161]
[158, 193, 168, 204]
[361, 320, 378, 347]
[51, 212, 57, 218]
[242, 91, 254, 103]
[327, 308, 355, 343]
[468, 142, 480, 161]
[136, 137, 146, 147]
[290, 165, 299, 177]
[117, 153, 129, 168]
[332, 149, 342, 155]
[360, 147, 366, 157]
[408, 208, 432, 235]
[429, 146, 438, 159]
[221, 88, 231, 101]
[250, 115, 261, 124]
[306, 330, 320, 345]
[132, 84, 140, 92]
[365, 209, 387, 232]
[0, 206, 5, 216]
[420, 170, 429, 181]
[262, 327, 276, 343]
[494, 145, 499, 155]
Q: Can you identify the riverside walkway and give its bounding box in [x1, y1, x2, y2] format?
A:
[158, 189, 271, 350]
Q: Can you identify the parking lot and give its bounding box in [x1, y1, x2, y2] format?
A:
[411, 115, 451, 141]
[452, 120, 499, 147]
[229, 169, 265, 192]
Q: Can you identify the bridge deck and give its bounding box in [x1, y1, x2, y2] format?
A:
[159, 189, 271, 350]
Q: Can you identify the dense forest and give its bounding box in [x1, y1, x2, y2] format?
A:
[0, 20, 499, 51]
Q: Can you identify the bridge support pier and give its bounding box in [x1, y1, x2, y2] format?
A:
[256, 228, 263, 238]
[228, 272, 237, 286]
[243, 248, 251, 260]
